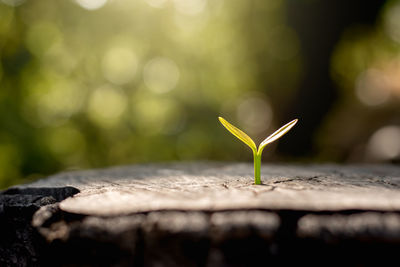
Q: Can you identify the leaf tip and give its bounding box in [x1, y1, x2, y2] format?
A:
[218, 117, 228, 126]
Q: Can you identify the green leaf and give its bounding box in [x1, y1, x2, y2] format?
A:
[218, 117, 257, 152]
[258, 119, 298, 154]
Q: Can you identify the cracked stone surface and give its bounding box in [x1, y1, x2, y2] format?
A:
[1, 162, 400, 266]
[22, 162, 400, 215]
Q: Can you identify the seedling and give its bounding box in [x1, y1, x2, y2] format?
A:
[218, 117, 298, 185]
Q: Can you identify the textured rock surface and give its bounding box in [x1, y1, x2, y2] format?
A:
[1, 162, 400, 266]
[22, 162, 400, 214]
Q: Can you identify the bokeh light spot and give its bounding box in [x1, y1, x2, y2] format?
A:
[144, 0, 167, 9]
[87, 85, 127, 128]
[384, 1, 400, 43]
[132, 97, 184, 135]
[367, 126, 400, 161]
[25, 21, 62, 57]
[102, 46, 138, 85]
[26, 78, 85, 126]
[173, 10, 209, 32]
[355, 69, 391, 106]
[74, 0, 107, 10]
[236, 96, 273, 136]
[44, 43, 79, 77]
[143, 57, 180, 94]
[173, 0, 207, 16]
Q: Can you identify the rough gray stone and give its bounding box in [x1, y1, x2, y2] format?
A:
[21, 163, 400, 214]
[1, 162, 400, 266]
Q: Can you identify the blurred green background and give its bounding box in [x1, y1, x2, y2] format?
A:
[1, 0, 400, 188]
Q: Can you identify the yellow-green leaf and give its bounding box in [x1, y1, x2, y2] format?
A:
[258, 119, 298, 153]
[218, 117, 257, 152]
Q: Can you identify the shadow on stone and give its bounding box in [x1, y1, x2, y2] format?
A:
[0, 186, 80, 266]
[2, 186, 80, 202]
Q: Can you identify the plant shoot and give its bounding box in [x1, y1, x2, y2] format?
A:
[218, 117, 298, 185]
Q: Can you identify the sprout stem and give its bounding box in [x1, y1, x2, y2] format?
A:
[253, 151, 261, 185]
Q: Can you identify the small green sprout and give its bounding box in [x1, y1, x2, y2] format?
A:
[218, 117, 298, 185]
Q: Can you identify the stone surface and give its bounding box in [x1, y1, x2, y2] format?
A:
[1, 162, 400, 266]
[21, 162, 400, 214]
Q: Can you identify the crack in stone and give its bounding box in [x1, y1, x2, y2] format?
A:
[221, 183, 229, 189]
[272, 175, 321, 184]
